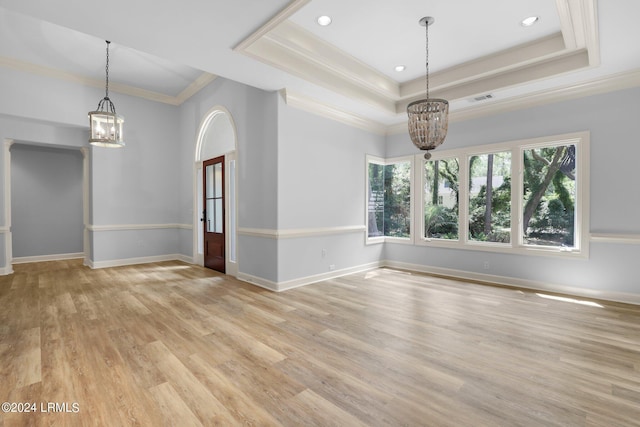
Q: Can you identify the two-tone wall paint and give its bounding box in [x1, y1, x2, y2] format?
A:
[383, 87, 640, 303]
[1, 59, 639, 303]
[0, 65, 184, 270]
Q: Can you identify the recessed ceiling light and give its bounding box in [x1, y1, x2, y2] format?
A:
[521, 16, 539, 27]
[395, 65, 406, 72]
[317, 15, 332, 26]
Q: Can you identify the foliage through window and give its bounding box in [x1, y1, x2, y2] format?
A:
[522, 144, 576, 248]
[424, 157, 459, 240]
[367, 158, 411, 239]
[365, 132, 587, 256]
[469, 152, 511, 243]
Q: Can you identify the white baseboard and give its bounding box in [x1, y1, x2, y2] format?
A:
[276, 261, 383, 292]
[236, 273, 279, 292]
[12, 252, 84, 264]
[6, 250, 638, 305]
[10, 253, 193, 271]
[175, 254, 195, 264]
[90, 254, 193, 269]
[240, 259, 640, 305]
[382, 260, 640, 306]
[237, 261, 382, 292]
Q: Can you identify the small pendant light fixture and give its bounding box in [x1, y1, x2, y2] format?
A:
[407, 17, 448, 159]
[89, 40, 124, 147]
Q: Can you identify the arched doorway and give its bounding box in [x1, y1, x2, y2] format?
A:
[194, 107, 238, 276]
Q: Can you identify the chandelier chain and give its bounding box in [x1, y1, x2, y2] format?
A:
[425, 20, 429, 100]
[407, 17, 449, 156]
[105, 41, 110, 99]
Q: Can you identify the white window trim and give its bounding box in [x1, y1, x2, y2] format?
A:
[365, 154, 415, 245]
[414, 131, 590, 259]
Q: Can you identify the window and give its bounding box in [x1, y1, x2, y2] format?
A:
[367, 159, 385, 238]
[522, 142, 577, 249]
[424, 157, 459, 240]
[367, 156, 412, 241]
[468, 151, 511, 243]
[414, 131, 589, 257]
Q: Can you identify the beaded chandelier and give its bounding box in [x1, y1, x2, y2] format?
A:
[407, 17, 448, 159]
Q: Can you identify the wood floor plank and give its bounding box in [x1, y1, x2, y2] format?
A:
[148, 382, 203, 427]
[186, 353, 283, 426]
[144, 340, 237, 425]
[2, 260, 640, 426]
[286, 389, 369, 427]
[107, 328, 167, 389]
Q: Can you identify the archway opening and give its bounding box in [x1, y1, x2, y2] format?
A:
[194, 107, 238, 276]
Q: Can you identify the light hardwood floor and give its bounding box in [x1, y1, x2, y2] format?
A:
[1, 260, 639, 426]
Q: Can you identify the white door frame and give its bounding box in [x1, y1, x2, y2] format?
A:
[192, 107, 238, 277]
[2, 139, 89, 273]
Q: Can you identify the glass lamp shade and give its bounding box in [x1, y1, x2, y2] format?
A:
[407, 98, 449, 156]
[89, 110, 125, 147]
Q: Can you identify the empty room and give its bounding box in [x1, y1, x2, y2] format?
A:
[1, 0, 639, 425]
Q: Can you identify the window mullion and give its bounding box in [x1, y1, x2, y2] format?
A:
[459, 153, 470, 245]
[513, 146, 523, 249]
[412, 154, 420, 244]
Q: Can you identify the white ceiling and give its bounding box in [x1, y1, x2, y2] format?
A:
[0, 0, 639, 130]
[288, 0, 562, 82]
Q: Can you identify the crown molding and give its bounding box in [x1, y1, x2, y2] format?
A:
[281, 89, 388, 135]
[386, 68, 640, 134]
[283, 67, 640, 136]
[448, 68, 640, 123]
[0, 55, 215, 106]
[236, 0, 600, 118]
[242, 35, 397, 112]
[233, 0, 312, 51]
[398, 48, 591, 113]
[174, 73, 218, 105]
[399, 33, 567, 99]
[267, 20, 399, 98]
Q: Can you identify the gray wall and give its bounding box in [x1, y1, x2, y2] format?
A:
[1, 49, 639, 301]
[0, 65, 182, 267]
[89, 90, 182, 264]
[275, 95, 386, 282]
[385, 87, 640, 297]
[0, 116, 87, 270]
[11, 143, 83, 258]
[177, 77, 279, 280]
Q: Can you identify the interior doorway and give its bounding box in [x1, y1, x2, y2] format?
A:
[193, 107, 237, 276]
[2, 139, 89, 273]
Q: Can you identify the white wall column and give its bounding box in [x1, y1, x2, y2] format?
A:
[3, 139, 14, 274]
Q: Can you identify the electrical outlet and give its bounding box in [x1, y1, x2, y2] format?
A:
[321, 249, 327, 258]
[483, 261, 490, 270]
[329, 264, 336, 271]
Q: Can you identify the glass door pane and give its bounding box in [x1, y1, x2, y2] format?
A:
[206, 199, 215, 232]
[214, 163, 222, 197]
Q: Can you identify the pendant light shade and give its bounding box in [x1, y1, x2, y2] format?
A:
[89, 41, 124, 147]
[407, 17, 448, 159]
[407, 98, 449, 153]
